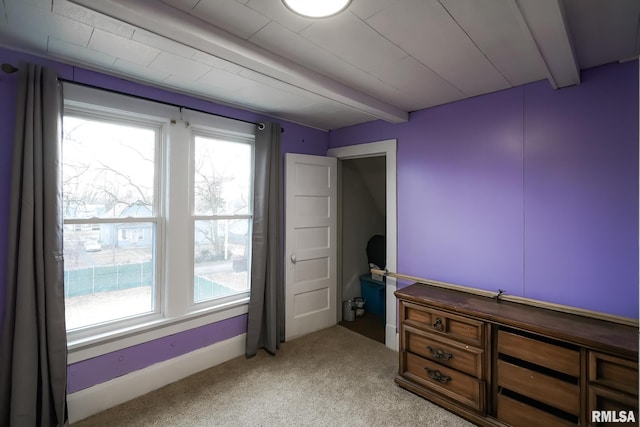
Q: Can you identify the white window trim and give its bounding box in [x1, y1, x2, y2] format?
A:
[63, 83, 256, 362]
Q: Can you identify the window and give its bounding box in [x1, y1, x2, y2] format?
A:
[62, 84, 254, 350]
[62, 114, 159, 331]
[192, 134, 252, 304]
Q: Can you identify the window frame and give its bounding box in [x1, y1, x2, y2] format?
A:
[62, 107, 165, 341]
[62, 83, 255, 362]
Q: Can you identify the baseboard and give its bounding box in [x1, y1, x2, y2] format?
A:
[67, 333, 246, 423]
[385, 323, 398, 351]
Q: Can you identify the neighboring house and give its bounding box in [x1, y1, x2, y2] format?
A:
[94, 201, 153, 249]
[110, 201, 153, 249]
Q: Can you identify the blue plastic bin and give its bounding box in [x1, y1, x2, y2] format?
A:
[359, 274, 385, 319]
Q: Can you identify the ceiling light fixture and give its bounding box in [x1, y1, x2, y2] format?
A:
[282, 0, 352, 18]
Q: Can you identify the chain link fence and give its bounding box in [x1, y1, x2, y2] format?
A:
[64, 262, 153, 297]
[65, 261, 236, 301]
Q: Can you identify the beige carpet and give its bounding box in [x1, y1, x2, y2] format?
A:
[71, 326, 473, 426]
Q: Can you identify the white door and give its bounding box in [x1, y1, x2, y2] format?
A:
[285, 153, 337, 340]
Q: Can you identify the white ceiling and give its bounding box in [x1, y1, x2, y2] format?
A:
[1, 0, 638, 130]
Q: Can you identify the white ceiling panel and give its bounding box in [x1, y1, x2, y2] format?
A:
[48, 37, 116, 68]
[190, 0, 271, 40]
[1, 0, 637, 130]
[197, 68, 250, 92]
[250, 20, 442, 114]
[249, 21, 398, 102]
[235, 85, 305, 111]
[386, 56, 466, 111]
[365, 0, 511, 97]
[193, 67, 301, 110]
[112, 58, 172, 82]
[349, 0, 395, 21]
[175, 68, 372, 130]
[238, 67, 315, 96]
[300, 11, 408, 77]
[245, 0, 312, 34]
[212, 68, 376, 128]
[9, 1, 93, 48]
[267, 14, 451, 114]
[270, 100, 376, 131]
[191, 51, 244, 74]
[248, 21, 350, 78]
[132, 29, 198, 58]
[233, 67, 383, 129]
[149, 51, 210, 80]
[439, 0, 546, 86]
[284, 109, 372, 131]
[88, 29, 160, 67]
[159, 0, 199, 13]
[53, 0, 136, 39]
[163, 73, 217, 95]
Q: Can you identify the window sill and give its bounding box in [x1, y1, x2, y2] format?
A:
[67, 298, 249, 363]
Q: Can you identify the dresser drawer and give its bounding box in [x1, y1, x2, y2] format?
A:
[589, 383, 639, 411]
[402, 351, 485, 412]
[497, 359, 580, 416]
[401, 301, 485, 346]
[497, 393, 576, 427]
[498, 329, 580, 377]
[404, 325, 484, 379]
[589, 351, 638, 396]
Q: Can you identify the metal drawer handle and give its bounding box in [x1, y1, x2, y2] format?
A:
[432, 317, 443, 331]
[427, 345, 453, 361]
[425, 368, 451, 384]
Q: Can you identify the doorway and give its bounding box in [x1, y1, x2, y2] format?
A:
[337, 156, 386, 343]
[328, 140, 398, 351]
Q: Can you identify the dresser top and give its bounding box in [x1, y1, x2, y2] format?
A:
[396, 283, 639, 359]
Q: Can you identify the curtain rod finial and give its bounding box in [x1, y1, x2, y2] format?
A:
[2, 63, 18, 74]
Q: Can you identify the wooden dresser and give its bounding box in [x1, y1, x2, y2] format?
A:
[395, 283, 638, 426]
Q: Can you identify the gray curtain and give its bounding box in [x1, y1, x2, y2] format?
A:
[246, 122, 283, 357]
[0, 64, 68, 426]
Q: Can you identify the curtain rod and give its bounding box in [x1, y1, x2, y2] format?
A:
[2, 62, 284, 132]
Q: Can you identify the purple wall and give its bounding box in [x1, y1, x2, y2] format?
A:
[523, 64, 638, 314]
[0, 47, 328, 393]
[67, 315, 246, 391]
[399, 88, 525, 293]
[330, 60, 639, 319]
